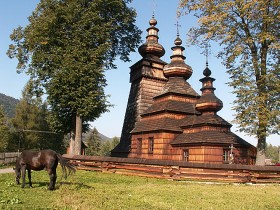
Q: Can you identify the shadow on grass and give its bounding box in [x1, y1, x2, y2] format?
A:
[15, 181, 93, 190]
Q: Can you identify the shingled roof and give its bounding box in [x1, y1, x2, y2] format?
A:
[171, 131, 254, 148]
[142, 100, 199, 116]
[180, 114, 231, 128]
[155, 77, 200, 98]
[131, 117, 182, 133]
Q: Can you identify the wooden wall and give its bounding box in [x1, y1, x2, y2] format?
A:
[129, 132, 176, 160]
[63, 154, 280, 184]
[130, 132, 255, 165]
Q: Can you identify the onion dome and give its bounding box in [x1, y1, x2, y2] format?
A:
[163, 35, 193, 79]
[195, 63, 223, 113]
[138, 16, 165, 58]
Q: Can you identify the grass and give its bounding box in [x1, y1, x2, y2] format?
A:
[0, 163, 14, 169]
[0, 168, 280, 209]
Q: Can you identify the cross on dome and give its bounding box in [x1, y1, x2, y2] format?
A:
[175, 20, 181, 37]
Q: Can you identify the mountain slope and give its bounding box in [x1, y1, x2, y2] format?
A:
[0, 93, 19, 118]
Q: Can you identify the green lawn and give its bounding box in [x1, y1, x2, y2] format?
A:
[0, 168, 280, 209]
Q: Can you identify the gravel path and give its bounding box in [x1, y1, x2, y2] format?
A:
[0, 168, 14, 174]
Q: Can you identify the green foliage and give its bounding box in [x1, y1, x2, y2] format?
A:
[265, 143, 279, 163]
[111, 136, 120, 151]
[1, 170, 280, 209]
[85, 127, 102, 156]
[0, 106, 13, 152]
[0, 93, 19, 118]
[99, 136, 120, 156]
[85, 128, 120, 156]
[12, 86, 65, 153]
[7, 0, 142, 135]
[99, 141, 111, 156]
[178, 0, 280, 164]
[0, 105, 18, 152]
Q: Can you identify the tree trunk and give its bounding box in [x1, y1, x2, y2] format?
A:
[255, 143, 266, 165]
[69, 130, 75, 155]
[69, 115, 76, 155]
[253, 43, 268, 166]
[74, 113, 83, 155]
[255, 100, 267, 166]
[255, 129, 266, 165]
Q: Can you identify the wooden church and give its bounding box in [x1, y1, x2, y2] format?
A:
[111, 16, 256, 165]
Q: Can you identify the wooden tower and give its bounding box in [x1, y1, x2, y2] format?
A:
[129, 34, 200, 160]
[111, 16, 167, 157]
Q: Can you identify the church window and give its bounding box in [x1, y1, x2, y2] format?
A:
[223, 149, 230, 162]
[183, 149, 189, 161]
[148, 137, 154, 154]
[137, 138, 142, 155]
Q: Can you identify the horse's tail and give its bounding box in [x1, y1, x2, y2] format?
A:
[56, 153, 76, 179]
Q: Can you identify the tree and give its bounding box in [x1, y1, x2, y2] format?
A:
[0, 105, 12, 152]
[265, 143, 279, 163]
[7, 0, 142, 155]
[12, 86, 65, 152]
[85, 127, 102, 156]
[111, 136, 120, 151]
[100, 141, 111, 157]
[100, 136, 120, 156]
[178, 0, 280, 165]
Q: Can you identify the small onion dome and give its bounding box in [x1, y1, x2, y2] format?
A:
[164, 62, 193, 79]
[149, 16, 157, 26]
[163, 36, 193, 79]
[174, 36, 182, 46]
[195, 94, 223, 113]
[203, 66, 211, 77]
[196, 66, 223, 113]
[138, 16, 165, 58]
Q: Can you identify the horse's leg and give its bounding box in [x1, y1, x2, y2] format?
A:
[27, 169, 32, 187]
[15, 169, 21, 185]
[21, 165, 26, 188]
[47, 168, 57, 190]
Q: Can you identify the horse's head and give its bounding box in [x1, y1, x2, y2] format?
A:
[14, 159, 21, 184]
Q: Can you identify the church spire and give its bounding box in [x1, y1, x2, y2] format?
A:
[138, 15, 165, 58]
[163, 24, 192, 80]
[195, 62, 223, 114]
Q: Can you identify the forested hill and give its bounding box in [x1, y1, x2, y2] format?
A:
[0, 93, 116, 141]
[0, 93, 19, 118]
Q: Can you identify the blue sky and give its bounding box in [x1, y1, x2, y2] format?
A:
[0, 0, 278, 146]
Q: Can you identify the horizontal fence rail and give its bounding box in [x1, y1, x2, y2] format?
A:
[0, 152, 19, 164]
[63, 155, 280, 184]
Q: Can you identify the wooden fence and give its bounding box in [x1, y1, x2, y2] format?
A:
[0, 152, 19, 164]
[63, 154, 280, 184]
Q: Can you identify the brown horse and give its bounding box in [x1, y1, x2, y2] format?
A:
[15, 149, 75, 190]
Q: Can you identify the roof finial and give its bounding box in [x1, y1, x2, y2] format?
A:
[204, 40, 210, 67]
[175, 19, 181, 37]
[152, 0, 156, 18]
[202, 40, 212, 77]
